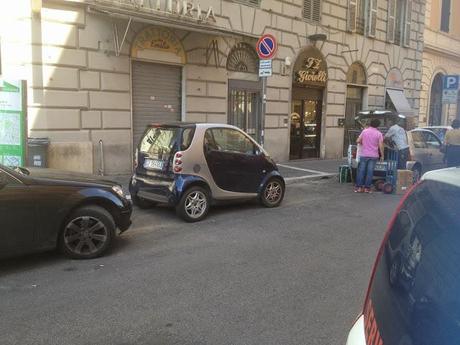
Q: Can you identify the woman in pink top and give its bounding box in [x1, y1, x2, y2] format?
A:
[355, 118, 384, 193]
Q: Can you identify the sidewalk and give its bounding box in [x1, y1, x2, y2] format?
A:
[108, 158, 347, 190]
[277, 158, 347, 184]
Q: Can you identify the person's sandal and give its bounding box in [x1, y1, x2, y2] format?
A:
[354, 187, 364, 193]
[364, 188, 372, 193]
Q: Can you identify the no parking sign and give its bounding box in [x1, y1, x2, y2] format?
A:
[256, 34, 277, 60]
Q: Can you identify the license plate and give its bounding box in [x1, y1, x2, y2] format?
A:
[143, 159, 164, 170]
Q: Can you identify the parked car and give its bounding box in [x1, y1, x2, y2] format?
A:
[421, 125, 452, 143]
[346, 167, 460, 345]
[0, 165, 132, 260]
[406, 129, 445, 180]
[347, 112, 445, 182]
[129, 123, 285, 222]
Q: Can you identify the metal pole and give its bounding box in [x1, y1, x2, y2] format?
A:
[261, 76, 267, 147]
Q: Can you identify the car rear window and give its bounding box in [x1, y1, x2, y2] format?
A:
[365, 180, 460, 345]
[139, 127, 179, 158]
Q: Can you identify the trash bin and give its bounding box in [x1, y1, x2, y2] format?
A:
[27, 138, 50, 168]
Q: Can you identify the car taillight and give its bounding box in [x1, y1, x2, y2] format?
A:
[361, 180, 421, 345]
[134, 149, 138, 169]
[173, 151, 183, 173]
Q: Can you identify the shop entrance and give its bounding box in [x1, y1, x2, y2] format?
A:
[290, 88, 323, 159]
[289, 46, 327, 160]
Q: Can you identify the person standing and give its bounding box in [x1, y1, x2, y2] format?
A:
[445, 119, 460, 167]
[355, 119, 384, 193]
[385, 118, 409, 169]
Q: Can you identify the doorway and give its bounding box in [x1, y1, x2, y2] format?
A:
[228, 80, 262, 143]
[343, 86, 364, 156]
[289, 88, 323, 159]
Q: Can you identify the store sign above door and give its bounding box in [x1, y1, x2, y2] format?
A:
[294, 57, 327, 85]
[117, 0, 217, 23]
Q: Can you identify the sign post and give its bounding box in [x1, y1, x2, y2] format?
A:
[256, 34, 277, 147]
[442, 75, 459, 124]
[0, 80, 27, 167]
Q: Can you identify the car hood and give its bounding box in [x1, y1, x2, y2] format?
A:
[23, 168, 118, 187]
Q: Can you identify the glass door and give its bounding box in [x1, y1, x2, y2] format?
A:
[289, 97, 322, 159]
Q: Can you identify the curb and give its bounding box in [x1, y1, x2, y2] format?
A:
[285, 173, 338, 185]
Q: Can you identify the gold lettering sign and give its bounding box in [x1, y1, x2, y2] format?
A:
[294, 57, 327, 85]
[131, 27, 186, 63]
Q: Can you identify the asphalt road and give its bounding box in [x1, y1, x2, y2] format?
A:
[0, 179, 401, 345]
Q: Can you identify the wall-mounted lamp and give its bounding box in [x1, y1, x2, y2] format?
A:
[308, 33, 327, 44]
[284, 56, 292, 67]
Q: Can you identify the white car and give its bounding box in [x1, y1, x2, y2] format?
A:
[346, 167, 460, 345]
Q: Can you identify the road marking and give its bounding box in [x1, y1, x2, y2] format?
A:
[284, 173, 336, 182]
[278, 163, 329, 175]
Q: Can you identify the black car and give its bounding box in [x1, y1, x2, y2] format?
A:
[0, 165, 132, 259]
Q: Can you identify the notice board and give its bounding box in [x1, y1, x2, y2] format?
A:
[0, 80, 26, 166]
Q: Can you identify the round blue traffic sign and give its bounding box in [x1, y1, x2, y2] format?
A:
[256, 34, 278, 60]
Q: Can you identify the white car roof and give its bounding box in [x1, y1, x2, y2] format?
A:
[422, 167, 460, 188]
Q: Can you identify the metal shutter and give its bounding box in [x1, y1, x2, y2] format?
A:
[132, 61, 182, 149]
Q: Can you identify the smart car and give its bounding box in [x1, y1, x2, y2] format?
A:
[129, 123, 285, 222]
[0, 165, 132, 260]
[346, 167, 460, 345]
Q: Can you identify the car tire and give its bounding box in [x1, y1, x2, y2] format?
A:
[260, 178, 285, 208]
[59, 205, 115, 259]
[176, 186, 210, 222]
[132, 193, 157, 209]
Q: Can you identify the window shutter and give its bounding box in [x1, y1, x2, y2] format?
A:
[367, 0, 377, 37]
[348, 0, 358, 31]
[304, 0, 321, 22]
[387, 0, 396, 42]
[312, 0, 321, 22]
[403, 0, 412, 47]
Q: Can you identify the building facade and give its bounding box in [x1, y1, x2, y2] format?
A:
[0, 0, 424, 174]
[419, 0, 460, 127]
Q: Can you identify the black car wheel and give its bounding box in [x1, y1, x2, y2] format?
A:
[59, 206, 115, 259]
[176, 186, 210, 222]
[260, 178, 285, 208]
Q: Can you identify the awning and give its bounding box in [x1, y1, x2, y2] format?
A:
[386, 89, 414, 116]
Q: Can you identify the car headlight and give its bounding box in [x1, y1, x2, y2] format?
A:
[112, 185, 125, 198]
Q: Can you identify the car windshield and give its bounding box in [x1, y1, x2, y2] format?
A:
[365, 180, 460, 345]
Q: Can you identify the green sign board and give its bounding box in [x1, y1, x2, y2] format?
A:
[0, 80, 26, 167]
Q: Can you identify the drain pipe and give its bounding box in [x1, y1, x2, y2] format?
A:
[99, 139, 105, 176]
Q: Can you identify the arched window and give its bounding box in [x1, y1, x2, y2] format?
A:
[346, 62, 367, 85]
[344, 62, 367, 156]
[226, 42, 259, 74]
[429, 73, 444, 126]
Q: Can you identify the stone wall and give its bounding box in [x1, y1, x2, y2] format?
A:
[0, 0, 426, 170]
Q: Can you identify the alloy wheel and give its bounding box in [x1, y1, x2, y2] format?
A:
[63, 216, 108, 256]
[184, 191, 207, 219]
[264, 181, 282, 204]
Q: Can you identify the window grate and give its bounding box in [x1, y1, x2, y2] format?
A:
[303, 0, 321, 22]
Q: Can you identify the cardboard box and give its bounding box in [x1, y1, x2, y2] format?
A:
[396, 169, 413, 195]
